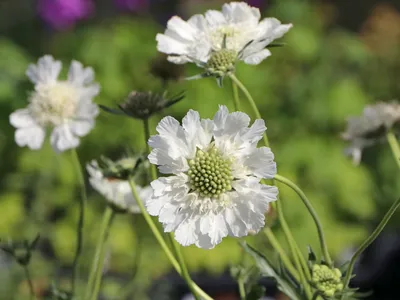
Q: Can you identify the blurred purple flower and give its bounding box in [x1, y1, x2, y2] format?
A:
[37, 0, 94, 30]
[114, 0, 147, 11]
[247, 0, 264, 8]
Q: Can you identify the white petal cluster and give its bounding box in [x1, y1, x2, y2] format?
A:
[9, 55, 100, 152]
[156, 2, 292, 67]
[87, 161, 153, 213]
[342, 101, 400, 164]
[147, 105, 278, 249]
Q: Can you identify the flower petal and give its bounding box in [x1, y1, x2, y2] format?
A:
[26, 55, 61, 85]
[222, 2, 260, 24]
[68, 60, 96, 86]
[50, 124, 80, 152]
[10, 109, 37, 128]
[69, 119, 95, 137]
[243, 147, 277, 178]
[242, 49, 271, 65]
[15, 126, 45, 150]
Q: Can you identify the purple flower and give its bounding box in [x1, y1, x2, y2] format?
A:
[37, 0, 94, 30]
[114, 0, 147, 11]
[247, 0, 264, 8]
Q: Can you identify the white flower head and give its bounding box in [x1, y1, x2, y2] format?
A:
[147, 105, 278, 249]
[87, 160, 152, 213]
[156, 2, 292, 81]
[342, 101, 400, 164]
[9, 55, 100, 152]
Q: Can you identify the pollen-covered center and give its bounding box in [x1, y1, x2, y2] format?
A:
[188, 148, 233, 198]
[29, 82, 78, 126]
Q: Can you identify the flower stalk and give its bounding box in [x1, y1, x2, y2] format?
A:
[274, 201, 312, 299]
[231, 78, 241, 111]
[386, 130, 400, 170]
[228, 74, 270, 147]
[70, 149, 87, 295]
[263, 228, 300, 282]
[341, 196, 400, 298]
[89, 206, 115, 300]
[128, 178, 213, 300]
[143, 119, 158, 181]
[274, 174, 332, 267]
[23, 265, 35, 300]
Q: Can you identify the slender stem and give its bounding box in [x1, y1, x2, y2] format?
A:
[90, 206, 115, 300]
[119, 217, 141, 300]
[386, 131, 400, 170]
[231, 78, 241, 111]
[275, 201, 312, 299]
[171, 239, 201, 300]
[294, 240, 312, 281]
[70, 149, 87, 295]
[238, 279, 246, 300]
[23, 265, 35, 300]
[229, 74, 269, 147]
[85, 208, 112, 299]
[341, 196, 400, 297]
[143, 119, 158, 180]
[274, 174, 332, 267]
[128, 178, 213, 300]
[263, 228, 300, 282]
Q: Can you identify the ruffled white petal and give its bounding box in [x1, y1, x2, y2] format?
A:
[26, 55, 61, 85]
[243, 49, 271, 65]
[243, 147, 277, 178]
[15, 126, 45, 150]
[68, 61, 96, 86]
[10, 109, 37, 128]
[69, 119, 95, 137]
[50, 124, 80, 152]
[222, 2, 260, 24]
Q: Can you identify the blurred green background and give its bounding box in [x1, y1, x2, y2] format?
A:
[0, 0, 400, 298]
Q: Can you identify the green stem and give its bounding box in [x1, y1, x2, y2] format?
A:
[231, 78, 241, 111]
[294, 240, 312, 281]
[274, 174, 332, 267]
[70, 149, 87, 295]
[386, 131, 400, 170]
[143, 118, 158, 180]
[238, 279, 246, 300]
[229, 74, 269, 147]
[275, 201, 312, 299]
[23, 265, 35, 300]
[263, 228, 300, 282]
[128, 178, 213, 300]
[90, 206, 115, 300]
[171, 239, 201, 300]
[341, 196, 400, 297]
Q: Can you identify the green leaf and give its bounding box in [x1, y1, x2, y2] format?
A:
[240, 242, 301, 300]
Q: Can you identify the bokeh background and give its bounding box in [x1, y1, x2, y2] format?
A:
[1, 0, 400, 299]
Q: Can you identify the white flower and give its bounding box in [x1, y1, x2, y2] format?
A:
[156, 1, 292, 72]
[9, 55, 100, 152]
[87, 160, 152, 213]
[342, 101, 400, 164]
[147, 105, 278, 249]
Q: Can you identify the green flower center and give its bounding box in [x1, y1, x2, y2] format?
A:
[206, 49, 237, 77]
[188, 148, 233, 198]
[312, 265, 343, 297]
